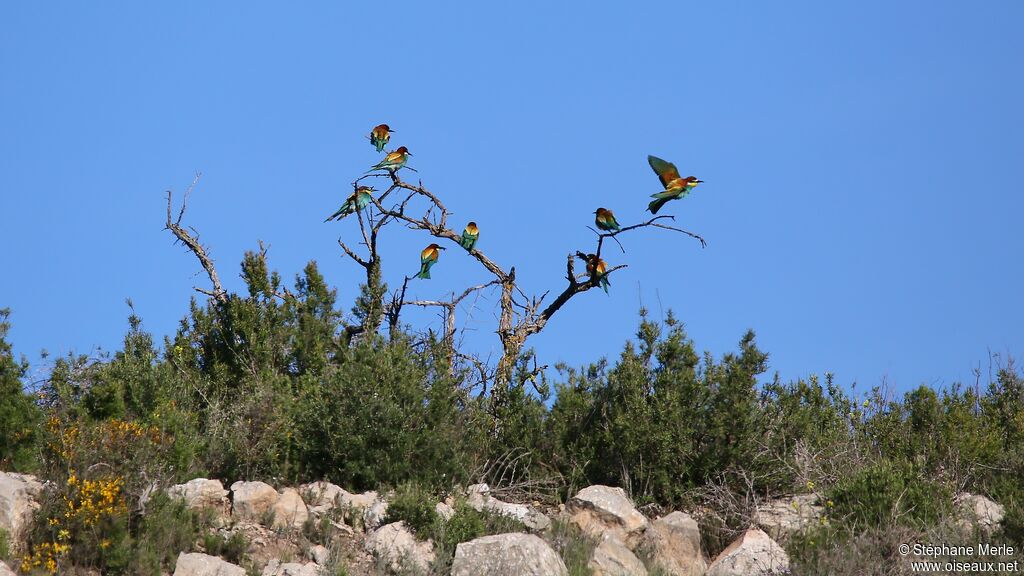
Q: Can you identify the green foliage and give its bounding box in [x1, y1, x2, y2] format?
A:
[129, 492, 207, 576]
[0, 528, 9, 560]
[0, 309, 42, 471]
[543, 519, 598, 576]
[202, 532, 249, 565]
[827, 459, 951, 528]
[385, 482, 440, 536]
[428, 500, 528, 573]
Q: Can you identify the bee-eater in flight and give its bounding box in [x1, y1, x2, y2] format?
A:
[324, 186, 374, 222]
[417, 243, 446, 279]
[460, 222, 479, 251]
[578, 252, 611, 293]
[369, 124, 392, 153]
[594, 207, 621, 232]
[647, 155, 703, 214]
[367, 146, 412, 174]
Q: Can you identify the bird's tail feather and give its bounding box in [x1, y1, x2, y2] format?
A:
[648, 198, 667, 214]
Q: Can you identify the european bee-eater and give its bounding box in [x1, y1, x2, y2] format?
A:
[594, 207, 621, 232]
[578, 252, 611, 293]
[647, 155, 703, 214]
[417, 243, 446, 279]
[460, 222, 479, 251]
[367, 146, 412, 174]
[369, 124, 392, 153]
[324, 186, 374, 222]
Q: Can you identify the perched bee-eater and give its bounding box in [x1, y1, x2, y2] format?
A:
[594, 207, 621, 232]
[647, 155, 703, 214]
[417, 243, 446, 279]
[367, 146, 412, 173]
[324, 186, 374, 222]
[460, 222, 479, 251]
[577, 252, 611, 293]
[369, 124, 393, 153]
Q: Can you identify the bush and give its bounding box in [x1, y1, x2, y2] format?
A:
[0, 309, 42, 472]
[827, 459, 951, 528]
[385, 482, 440, 536]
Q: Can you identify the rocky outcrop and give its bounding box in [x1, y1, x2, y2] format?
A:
[466, 483, 551, 530]
[589, 535, 648, 576]
[956, 493, 1005, 532]
[567, 485, 648, 547]
[0, 472, 43, 550]
[756, 494, 822, 540]
[0, 561, 17, 576]
[452, 533, 568, 576]
[173, 552, 247, 576]
[364, 521, 435, 573]
[436, 500, 455, 521]
[230, 481, 279, 523]
[261, 559, 320, 576]
[271, 487, 308, 529]
[301, 481, 347, 515]
[168, 478, 230, 518]
[637, 511, 706, 576]
[706, 528, 789, 576]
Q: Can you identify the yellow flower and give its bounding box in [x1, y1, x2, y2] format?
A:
[58, 529, 70, 541]
[806, 480, 815, 490]
[100, 539, 111, 549]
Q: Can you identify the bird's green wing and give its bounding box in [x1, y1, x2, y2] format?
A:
[647, 155, 681, 189]
[650, 189, 683, 199]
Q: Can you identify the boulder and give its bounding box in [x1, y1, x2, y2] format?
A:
[756, 494, 822, 540]
[452, 533, 568, 576]
[261, 559, 319, 576]
[309, 544, 330, 565]
[706, 528, 789, 576]
[589, 535, 648, 576]
[364, 521, 435, 573]
[300, 481, 348, 515]
[173, 552, 247, 576]
[168, 478, 230, 517]
[956, 493, 1005, 532]
[436, 501, 455, 521]
[230, 481, 279, 523]
[567, 485, 648, 547]
[271, 488, 309, 529]
[467, 491, 550, 531]
[0, 561, 17, 576]
[637, 511, 706, 576]
[0, 472, 43, 548]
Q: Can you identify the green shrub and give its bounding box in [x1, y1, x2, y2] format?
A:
[0, 309, 42, 472]
[827, 459, 951, 528]
[385, 482, 440, 536]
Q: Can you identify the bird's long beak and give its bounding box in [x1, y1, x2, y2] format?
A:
[696, 180, 705, 183]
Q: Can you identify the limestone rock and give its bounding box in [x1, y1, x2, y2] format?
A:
[0, 472, 43, 550]
[0, 561, 17, 576]
[309, 544, 330, 565]
[300, 481, 348, 515]
[467, 491, 550, 531]
[230, 481, 279, 523]
[956, 493, 1005, 532]
[637, 511, 706, 576]
[261, 559, 319, 576]
[364, 521, 435, 574]
[271, 488, 308, 529]
[363, 497, 389, 531]
[168, 478, 230, 517]
[452, 533, 568, 576]
[567, 485, 648, 547]
[706, 528, 789, 576]
[589, 536, 648, 576]
[756, 494, 823, 540]
[436, 501, 455, 521]
[173, 552, 247, 576]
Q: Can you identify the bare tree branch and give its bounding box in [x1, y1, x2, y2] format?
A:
[165, 174, 227, 304]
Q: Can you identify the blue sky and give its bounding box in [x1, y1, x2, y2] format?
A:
[2, 2, 1021, 394]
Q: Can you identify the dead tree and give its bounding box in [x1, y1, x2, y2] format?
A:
[335, 166, 706, 399]
[165, 173, 228, 305]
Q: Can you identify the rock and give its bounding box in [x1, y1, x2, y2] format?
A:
[567, 485, 648, 547]
[363, 497, 389, 531]
[309, 544, 330, 565]
[300, 481, 348, 515]
[272, 488, 309, 529]
[0, 561, 17, 576]
[436, 501, 455, 521]
[230, 481, 279, 523]
[956, 493, 1005, 532]
[452, 533, 568, 576]
[172, 552, 247, 576]
[467, 483, 490, 496]
[706, 528, 789, 576]
[637, 511, 706, 576]
[0, 472, 43, 550]
[364, 521, 435, 574]
[467, 491, 551, 531]
[168, 478, 230, 517]
[756, 494, 823, 540]
[589, 536, 648, 576]
[261, 559, 319, 576]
